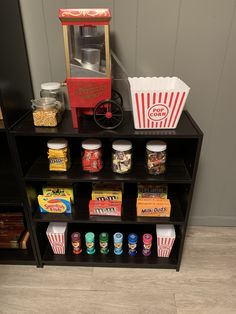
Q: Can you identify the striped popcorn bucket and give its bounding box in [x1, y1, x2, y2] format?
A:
[46, 222, 67, 254]
[156, 224, 176, 257]
[128, 77, 190, 129]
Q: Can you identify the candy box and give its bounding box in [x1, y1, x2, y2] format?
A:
[89, 200, 122, 216]
[38, 195, 72, 213]
[92, 183, 122, 201]
[128, 77, 190, 129]
[136, 198, 171, 217]
[138, 184, 168, 199]
[156, 224, 176, 257]
[42, 185, 74, 203]
[46, 222, 67, 254]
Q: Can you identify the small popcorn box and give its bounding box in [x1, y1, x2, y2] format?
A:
[156, 224, 176, 257]
[89, 200, 122, 216]
[46, 222, 67, 254]
[128, 77, 190, 129]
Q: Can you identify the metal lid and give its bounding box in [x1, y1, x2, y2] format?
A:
[47, 138, 68, 150]
[82, 139, 102, 150]
[41, 82, 61, 91]
[146, 140, 167, 152]
[112, 140, 132, 152]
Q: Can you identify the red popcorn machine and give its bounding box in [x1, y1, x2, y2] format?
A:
[59, 8, 123, 129]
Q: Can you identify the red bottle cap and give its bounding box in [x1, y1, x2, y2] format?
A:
[143, 233, 152, 245]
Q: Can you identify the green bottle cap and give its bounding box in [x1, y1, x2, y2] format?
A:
[99, 232, 108, 242]
[85, 232, 95, 242]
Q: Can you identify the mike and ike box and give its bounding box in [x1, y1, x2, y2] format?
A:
[136, 198, 171, 217]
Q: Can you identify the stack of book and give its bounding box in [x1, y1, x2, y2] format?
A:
[0, 212, 29, 249]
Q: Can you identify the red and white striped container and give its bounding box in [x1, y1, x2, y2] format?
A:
[128, 77, 190, 129]
[46, 222, 67, 254]
[156, 224, 176, 257]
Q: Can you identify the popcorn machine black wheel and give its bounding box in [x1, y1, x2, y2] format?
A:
[111, 89, 123, 107]
[93, 98, 124, 130]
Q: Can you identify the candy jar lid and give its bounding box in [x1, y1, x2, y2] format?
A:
[128, 233, 138, 243]
[41, 82, 61, 91]
[114, 232, 123, 242]
[85, 232, 95, 242]
[143, 233, 152, 244]
[47, 138, 68, 150]
[112, 140, 132, 152]
[82, 139, 102, 150]
[146, 140, 167, 152]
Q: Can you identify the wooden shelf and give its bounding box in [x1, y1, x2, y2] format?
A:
[11, 110, 200, 138]
[25, 157, 192, 184]
[33, 199, 184, 225]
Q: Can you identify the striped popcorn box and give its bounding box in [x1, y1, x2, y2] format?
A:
[46, 222, 67, 254]
[128, 77, 190, 129]
[156, 224, 176, 257]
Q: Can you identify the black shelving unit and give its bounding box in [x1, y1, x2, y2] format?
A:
[0, 0, 37, 265]
[10, 110, 203, 271]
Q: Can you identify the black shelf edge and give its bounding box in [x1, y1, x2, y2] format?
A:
[32, 199, 184, 225]
[0, 248, 35, 265]
[11, 110, 200, 138]
[25, 157, 192, 184]
[42, 244, 177, 269]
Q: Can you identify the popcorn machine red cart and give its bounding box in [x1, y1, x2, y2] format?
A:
[59, 8, 123, 129]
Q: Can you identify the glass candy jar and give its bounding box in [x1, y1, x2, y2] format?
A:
[40, 82, 65, 112]
[146, 140, 167, 175]
[81, 139, 103, 173]
[31, 97, 63, 127]
[47, 138, 70, 172]
[112, 140, 132, 174]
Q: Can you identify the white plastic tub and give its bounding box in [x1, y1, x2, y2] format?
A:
[156, 224, 176, 257]
[128, 77, 190, 129]
[46, 222, 67, 254]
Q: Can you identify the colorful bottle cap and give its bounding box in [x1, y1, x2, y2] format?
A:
[114, 232, 123, 242]
[128, 233, 138, 244]
[99, 232, 108, 242]
[71, 232, 81, 241]
[143, 233, 152, 244]
[85, 232, 95, 242]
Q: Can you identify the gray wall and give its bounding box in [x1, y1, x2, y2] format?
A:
[20, 0, 236, 226]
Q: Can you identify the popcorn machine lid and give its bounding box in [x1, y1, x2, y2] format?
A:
[58, 8, 111, 25]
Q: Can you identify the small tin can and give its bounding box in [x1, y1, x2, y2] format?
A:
[99, 232, 109, 255]
[128, 233, 138, 256]
[112, 140, 132, 174]
[142, 233, 152, 256]
[113, 232, 123, 255]
[81, 139, 103, 173]
[71, 232, 82, 255]
[85, 232, 95, 255]
[146, 140, 167, 175]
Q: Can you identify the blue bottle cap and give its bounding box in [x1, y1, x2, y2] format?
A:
[128, 233, 138, 244]
[114, 232, 123, 242]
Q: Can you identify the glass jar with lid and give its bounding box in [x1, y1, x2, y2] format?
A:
[81, 139, 103, 173]
[146, 140, 167, 175]
[40, 82, 65, 112]
[31, 97, 63, 127]
[112, 140, 132, 174]
[47, 138, 71, 172]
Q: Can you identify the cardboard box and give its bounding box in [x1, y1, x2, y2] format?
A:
[156, 224, 176, 257]
[89, 200, 122, 216]
[137, 184, 168, 199]
[38, 195, 72, 213]
[46, 222, 67, 254]
[42, 185, 74, 203]
[136, 199, 171, 217]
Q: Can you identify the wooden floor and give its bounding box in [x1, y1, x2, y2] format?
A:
[0, 227, 235, 314]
